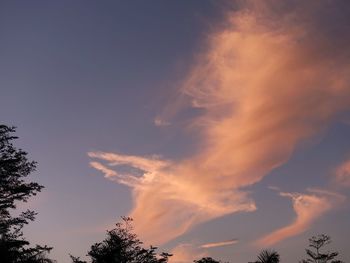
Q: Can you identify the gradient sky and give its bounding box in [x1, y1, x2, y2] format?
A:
[1, 1, 350, 263]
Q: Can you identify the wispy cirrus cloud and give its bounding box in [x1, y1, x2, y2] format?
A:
[89, 152, 254, 244]
[255, 188, 345, 247]
[90, 161, 117, 179]
[168, 244, 208, 263]
[200, 239, 238, 249]
[334, 159, 350, 187]
[167, 239, 238, 263]
[89, 1, 350, 245]
[154, 117, 171, 127]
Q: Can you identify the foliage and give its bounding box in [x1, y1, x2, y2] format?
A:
[255, 250, 280, 263]
[71, 216, 171, 263]
[0, 125, 54, 262]
[194, 257, 222, 263]
[301, 234, 343, 263]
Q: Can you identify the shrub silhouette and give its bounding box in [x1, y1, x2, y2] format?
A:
[71, 217, 171, 263]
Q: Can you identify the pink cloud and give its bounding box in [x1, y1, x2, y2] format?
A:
[89, 1, 350, 246]
[200, 239, 238, 249]
[89, 151, 255, 244]
[334, 160, 350, 187]
[168, 244, 208, 263]
[90, 161, 117, 179]
[255, 189, 345, 247]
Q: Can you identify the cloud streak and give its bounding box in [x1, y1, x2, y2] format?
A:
[89, 1, 350, 245]
[256, 188, 345, 247]
[200, 239, 238, 249]
[168, 244, 208, 263]
[89, 152, 254, 244]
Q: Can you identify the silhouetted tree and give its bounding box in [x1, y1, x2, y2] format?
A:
[70, 255, 88, 263]
[301, 234, 343, 263]
[0, 125, 54, 262]
[71, 217, 171, 263]
[253, 249, 280, 263]
[194, 257, 222, 263]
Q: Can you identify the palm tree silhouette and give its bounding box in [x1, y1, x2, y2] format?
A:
[254, 249, 280, 263]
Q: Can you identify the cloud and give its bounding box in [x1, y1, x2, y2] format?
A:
[200, 239, 238, 249]
[167, 239, 238, 263]
[89, 151, 255, 244]
[89, 1, 350, 245]
[334, 159, 350, 187]
[255, 189, 345, 247]
[154, 117, 171, 127]
[90, 161, 117, 179]
[88, 152, 170, 172]
[168, 244, 208, 263]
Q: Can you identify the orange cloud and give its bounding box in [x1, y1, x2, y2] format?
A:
[255, 189, 345, 247]
[89, 1, 350, 245]
[200, 239, 238, 249]
[334, 160, 350, 187]
[168, 244, 208, 263]
[90, 161, 117, 179]
[89, 151, 255, 244]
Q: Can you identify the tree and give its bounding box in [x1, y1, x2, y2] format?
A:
[194, 257, 222, 263]
[252, 250, 280, 263]
[301, 234, 343, 263]
[0, 125, 54, 262]
[71, 217, 171, 263]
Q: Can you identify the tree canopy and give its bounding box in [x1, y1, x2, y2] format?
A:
[301, 234, 343, 263]
[194, 257, 222, 263]
[71, 217, 171, 263]
[0, 125, 54, 263]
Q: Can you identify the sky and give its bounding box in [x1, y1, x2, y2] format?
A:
[1, 1, 350, 263]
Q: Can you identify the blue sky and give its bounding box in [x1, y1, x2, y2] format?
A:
[1, 1, 350, 263]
